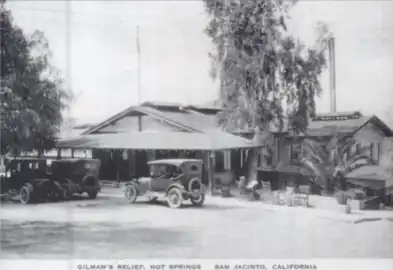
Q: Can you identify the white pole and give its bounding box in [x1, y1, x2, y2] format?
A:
[328, 36, 336, 113]
[65, 1, 71, 111]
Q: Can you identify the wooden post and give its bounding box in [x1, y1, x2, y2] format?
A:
[116, 150, 120, 181]
[207, 151, 215, 195]
[71, 148, 75, 158]
[57, 148, 61, 160]
[138, 115, 142, 131]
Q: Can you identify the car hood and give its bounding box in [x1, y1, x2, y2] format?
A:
[138, 177, 152, 183]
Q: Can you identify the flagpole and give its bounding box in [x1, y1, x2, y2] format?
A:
[137, 26, 141, 105]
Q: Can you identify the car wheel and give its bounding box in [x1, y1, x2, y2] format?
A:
[167, 188, 183, 209]
[87, 191, 98, 199]
[62, 184, 72, 200]
[190, 193, 205, 206]
[20, 185, 32, 204]
[49, 187, 62, 202]
[125, 185, 138, 204]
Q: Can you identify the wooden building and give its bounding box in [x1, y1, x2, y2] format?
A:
[56, 102, 260, 191]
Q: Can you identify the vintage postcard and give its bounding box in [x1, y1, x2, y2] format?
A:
[1, 1, 392, 270]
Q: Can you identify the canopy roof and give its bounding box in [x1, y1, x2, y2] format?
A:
[148, 159, 203, 166]
[345, 165, 393, 187]
[56, 131, 261, 151]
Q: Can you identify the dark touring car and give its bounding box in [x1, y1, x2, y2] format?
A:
[0, 157, 101, 204]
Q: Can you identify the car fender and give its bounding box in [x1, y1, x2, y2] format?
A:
[127, 177, 150, 194]
[52, 181, 63, 191]
[166, 183, 187, 196]
[82, 174, 99, 188]
[30, 178, 51, 188]
[123, 182, 140, 195]
[24, 182, 34, 193]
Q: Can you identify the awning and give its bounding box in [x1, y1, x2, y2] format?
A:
[345, 165, 393, 188]
[56, 131, 263, 151]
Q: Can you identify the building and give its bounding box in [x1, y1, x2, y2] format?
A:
[57, 102, 260, 191]
[256, 111, 393, 205]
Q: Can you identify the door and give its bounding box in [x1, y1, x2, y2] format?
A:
[150, 164, 174, 192]
[135, 151, 149, 177]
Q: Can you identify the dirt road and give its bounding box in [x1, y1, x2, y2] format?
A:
[1, 188, 393, 259]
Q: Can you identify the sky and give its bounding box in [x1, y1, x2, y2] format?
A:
[5, 0, 393, 127]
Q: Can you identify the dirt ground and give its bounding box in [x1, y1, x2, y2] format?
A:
[1, 187, 393, 259]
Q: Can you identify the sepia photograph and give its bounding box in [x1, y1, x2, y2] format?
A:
[1, 0, 393, 269]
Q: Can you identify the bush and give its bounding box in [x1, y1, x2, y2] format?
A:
[335, 191, 348, 205]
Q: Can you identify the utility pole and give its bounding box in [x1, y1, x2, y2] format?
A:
[136, 26, 141, 105]
[65, 1, 72, 111]
[0, 0, 6, 174]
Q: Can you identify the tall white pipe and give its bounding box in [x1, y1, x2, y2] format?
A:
[328, 36, 336, 113]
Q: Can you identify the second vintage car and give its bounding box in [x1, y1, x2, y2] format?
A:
[124, 159, 206, 208]
[0, 157, 101, 204]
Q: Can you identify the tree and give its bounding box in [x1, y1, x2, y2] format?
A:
[300, 135, 375, 194]
[0, 8, 71, 156]
[203, 0, 329, 181]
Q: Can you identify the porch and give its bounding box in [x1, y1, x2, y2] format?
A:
[56, 131, 261, 193]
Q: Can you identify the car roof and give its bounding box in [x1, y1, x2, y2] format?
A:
[6, 157, 47, 161]
[147, 159, 203, 167]
[52, 158, 99, 163]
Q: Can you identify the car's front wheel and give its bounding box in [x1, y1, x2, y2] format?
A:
[20, 184, 33, 204]
[190, 193, 205, 206]
[61, 184, 72, 200]
[167, 188, 183, 209]
[87, 191, 98, 199]
[125, 185, 138, 204]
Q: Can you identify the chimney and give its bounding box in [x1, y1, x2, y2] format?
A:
[328, 36, 336, 113]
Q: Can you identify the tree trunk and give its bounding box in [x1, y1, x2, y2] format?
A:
[245, 148, 258, 183]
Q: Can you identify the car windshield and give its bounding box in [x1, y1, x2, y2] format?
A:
[150, 164, 182, 178]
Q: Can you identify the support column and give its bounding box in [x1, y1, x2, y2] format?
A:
[71, 148, 75, 158]
[57, 148, 61, 160]
[207, 151, 215, 195]
[116, 150, 120, 187]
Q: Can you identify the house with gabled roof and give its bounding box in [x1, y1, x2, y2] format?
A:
[257, 111, 393, 205]
[57, 101, 258, 188]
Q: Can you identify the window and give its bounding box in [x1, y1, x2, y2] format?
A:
[259, 146, 273, 168]
[373, 142, 380, 163]
[289, 143, 302, 164]
[191, 165, 198, 171]
[265, 147, 273, 166]
[355, 143, 361, 154]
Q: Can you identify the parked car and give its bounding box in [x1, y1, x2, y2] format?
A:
[0, 157, 101, 204]
[124, 159, 206, 208]
[50, 158, 102, 200]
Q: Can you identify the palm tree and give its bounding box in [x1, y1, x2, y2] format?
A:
[300, 134, 375, 194]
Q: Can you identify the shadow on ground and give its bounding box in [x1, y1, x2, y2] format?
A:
[0, 219, 195, 258]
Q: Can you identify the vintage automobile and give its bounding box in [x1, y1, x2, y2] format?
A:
[124, 159, 206, 208]
[0, 157, 101, 204]
[49, 158, 102, 200]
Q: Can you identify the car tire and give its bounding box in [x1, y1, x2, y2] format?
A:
[190, 193, 205, 206]
[125, 185, 138, 204]
[167, 188, 183, 209]
[62, 184, 72, 200]
[20, 185, 33, 204]
[87, 191, 98, 199]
